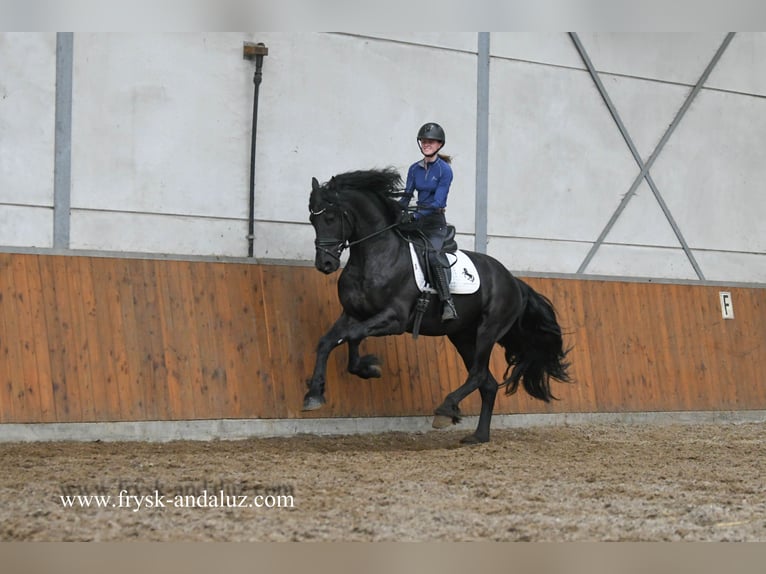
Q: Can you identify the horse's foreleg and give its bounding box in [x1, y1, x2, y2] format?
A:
[347, 339, 382, 379]
[303, 309, 406, 411]
[303, 314, 353, 411]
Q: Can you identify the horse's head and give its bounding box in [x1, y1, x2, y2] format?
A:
[309, 177, 352, 274]
[308, 169, 403, 274]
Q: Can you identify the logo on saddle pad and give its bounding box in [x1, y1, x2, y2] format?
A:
[408, 244, 480, 295]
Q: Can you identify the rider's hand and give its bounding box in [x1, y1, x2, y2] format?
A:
[399, 210, 418, 225]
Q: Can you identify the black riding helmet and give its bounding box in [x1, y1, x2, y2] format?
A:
[417, 122, 445, 154]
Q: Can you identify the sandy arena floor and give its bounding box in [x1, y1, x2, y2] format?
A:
[1, 422, 764, 541]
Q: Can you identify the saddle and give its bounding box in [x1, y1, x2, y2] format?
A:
[399, 225, 480, 338]
[400, 225, 458, 279]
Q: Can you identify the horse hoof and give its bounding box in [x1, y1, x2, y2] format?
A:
[302, 396, 326, 411]
[432, 415, 454, 429]
[460, 434, 489, 445]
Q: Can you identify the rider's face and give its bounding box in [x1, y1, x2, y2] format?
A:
[419, 139, 441, 155]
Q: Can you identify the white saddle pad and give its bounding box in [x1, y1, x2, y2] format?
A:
[409, 243, 480, 295]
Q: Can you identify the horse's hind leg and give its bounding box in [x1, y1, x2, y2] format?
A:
[433, 330, 498, 444]
[462, 373, 498, 444]
[347, 339, 382, 379]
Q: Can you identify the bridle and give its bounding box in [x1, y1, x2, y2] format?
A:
[310, 203, 399, 262]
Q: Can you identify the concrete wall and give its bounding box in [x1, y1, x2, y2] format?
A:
[1, 33, 764, 283]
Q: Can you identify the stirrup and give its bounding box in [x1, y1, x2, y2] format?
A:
[441, 300, 458, 322]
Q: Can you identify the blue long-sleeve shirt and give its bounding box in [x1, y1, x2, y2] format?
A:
[399, 157, 453, 217]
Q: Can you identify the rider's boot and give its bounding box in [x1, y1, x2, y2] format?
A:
[434, 265, 458, 322]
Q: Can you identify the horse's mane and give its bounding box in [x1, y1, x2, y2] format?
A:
[321, 167, 404, 219]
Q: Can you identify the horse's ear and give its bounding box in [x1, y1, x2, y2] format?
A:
[311, 177, 320, 192]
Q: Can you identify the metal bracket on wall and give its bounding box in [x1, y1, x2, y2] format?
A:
[571, 32, 736, 280]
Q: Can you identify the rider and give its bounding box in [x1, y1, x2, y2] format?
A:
[398, 122, 458, 321]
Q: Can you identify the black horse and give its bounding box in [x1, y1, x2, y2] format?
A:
[304, 168, 572, 444]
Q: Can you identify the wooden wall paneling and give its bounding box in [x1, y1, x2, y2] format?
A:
[399, 327, 426, 416]
[7, 255, 43, 422]
[392, 332, 417, 415]
[748, 288, 766, 406]
[556, 278, 597, 412]
[218, 263, 253, 417]
[2, 254, 765, 424]
[284, 266, 311, 417]
[188, 260, 224, 419]
[747, 288, 766, 406]
[176, 260, 213, 420]
[209, 262, 242, 419]
[96, 259, 135, 421]
[401, 334, 429, 415]
[429, 337, 450, 414]
[63, 256, 98, 421]
[259, 266, 294, 418]
[22, 256, 56, 422]
[275, 266, 311, 419]
[88, 259, 125, 421]
[586, 280, 622, 411]
[113, 259, 148, 420]
[378, 326, 404, 416]
[139, 260, 170, 420]
[154, 259, 186, 419]
[725, 287, 765, 408]
[660, 284, 697, 411]
[697, 287, 727, 408]
[247, 265, 277, 418]
[0, 255, 19, 422]
[615, 280, 655, 411]
[43, 256, 79, 420]
[74, 257, 110, 421]
[675, 284, 709, 408]
[424, 337, 450, 414]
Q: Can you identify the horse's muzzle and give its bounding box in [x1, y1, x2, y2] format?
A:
[315, 252, 340, 274]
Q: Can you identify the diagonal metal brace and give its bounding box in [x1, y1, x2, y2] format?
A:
[572, 32, 736, 279]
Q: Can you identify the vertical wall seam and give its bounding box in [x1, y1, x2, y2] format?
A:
[474, 33, 490, 254]
[53, 32, 74, 249]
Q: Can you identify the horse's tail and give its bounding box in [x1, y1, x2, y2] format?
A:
[498, 278, 573, 401]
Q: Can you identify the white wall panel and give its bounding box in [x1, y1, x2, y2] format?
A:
[587, 245, 698, 280]
[707, 33, 766, 96]
[576, 33, 726, 85]
[2, 33, 764, 285]
[599, 74, 691, 161]
[0, 33, 56, 207]
[253, 221, 317, 261]
[650, 89, 766, 254]
[490, 33, 584, 69]
[252, 32, 477, 234]
[70, 210, 247, 256]
[693, 251, 766, 284]
[0, 206, 52, 247]
[604, 181, 682, 248]
[70, 33, 253, 219]
[487, 237, 591, 275]
[487, 58, 637, 242]
[358, 33, 477, 52]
